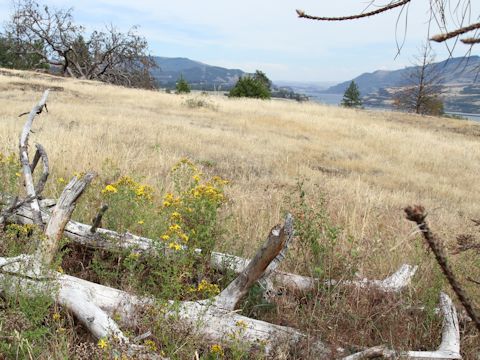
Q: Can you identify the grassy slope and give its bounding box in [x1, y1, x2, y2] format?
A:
[0, 68, 479, 356]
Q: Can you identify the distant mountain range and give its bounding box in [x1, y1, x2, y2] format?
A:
[323, 56, 480, 113]
[151, 57, 246, 90]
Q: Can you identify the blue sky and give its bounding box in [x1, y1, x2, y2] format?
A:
[0, 0, 478, 82]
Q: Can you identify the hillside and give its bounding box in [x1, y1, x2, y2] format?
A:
[151, 56, 246, 90]
[0, 68, 479, 358]
[324, 56, 480, 113]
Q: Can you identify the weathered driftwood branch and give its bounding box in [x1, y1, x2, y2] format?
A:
[343, 292, 461, 359]
[31, 143, 49, 195]
[5, 199, 417, 295]
[18, 90, 50, 228]
[405, 205, 480, 332]
[35, 174, 95, 266]
[214, 214, 293, 310]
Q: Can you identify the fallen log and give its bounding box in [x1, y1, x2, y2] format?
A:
[0, 219, 335, 357]
[3, 196, 417, 295]
[343, 292, 461, 359]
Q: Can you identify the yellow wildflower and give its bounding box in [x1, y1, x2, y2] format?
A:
[57, 266, 64, 274]
[52, 312, 61, 321]
[169, 224, 181, 232]
[168, 242, 182, 251]
[210, 344, 224, 356]
[144, 339, 157, 352]
[163, 200, 171, 207]
[127, 252, 140, 261]
[137, 220, 145, 225]
[170, 211, 181, 220]
[15, 172, 21, 178]
[161, 234, 170, 241]
[102, 184, 118, 194]
[179, 233, 189, 243]
[97, 338, 108, 349]
[192, 174, 201, 182]
[235, 320, 248, 330]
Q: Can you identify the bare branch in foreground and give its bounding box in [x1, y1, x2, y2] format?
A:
[296, 0, 410, 21]
[430, 22, 480, 43]
[18, 90, 50, 228]
[405, 205, 480, 332]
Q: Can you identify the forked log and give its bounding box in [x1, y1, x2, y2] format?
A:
[0, 217, 334, 358]
[4, 199, 417, 295]
[342, 292, 461, 359]
[18, 89, 49, 228]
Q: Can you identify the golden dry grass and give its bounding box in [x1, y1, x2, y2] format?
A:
[1, 68, 480, 285]
[1, 68, 480, 356]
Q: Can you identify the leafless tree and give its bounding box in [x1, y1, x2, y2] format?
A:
[4, 0, 156, 88]
[394, 43, 445, 115]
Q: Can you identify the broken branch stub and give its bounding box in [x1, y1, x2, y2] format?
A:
[35, 173, 95, 266]
[18, 90, 50, 228]
[215, 214, 293, 310]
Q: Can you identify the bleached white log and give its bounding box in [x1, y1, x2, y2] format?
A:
[0, 254, 334, 357]
[18, 90, 49, 228]
[343, 293, 461, 360]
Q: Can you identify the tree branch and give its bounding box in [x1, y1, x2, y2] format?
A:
[296, 0, 410, 21]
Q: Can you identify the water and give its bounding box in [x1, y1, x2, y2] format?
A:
[310, 94, 480, 122]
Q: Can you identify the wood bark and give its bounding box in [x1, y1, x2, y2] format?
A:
[35, 174, 95, 266]
[18, 90, 49, 228]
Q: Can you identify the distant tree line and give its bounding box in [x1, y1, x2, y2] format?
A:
[0, 0, 156, 88]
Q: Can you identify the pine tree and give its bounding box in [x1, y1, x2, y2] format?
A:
[175, 74, 191, 94]
[341, 81, 362, 108]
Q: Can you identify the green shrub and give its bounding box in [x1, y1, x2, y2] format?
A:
[176, 75, 191, 94]
[229, 76, 271, 99]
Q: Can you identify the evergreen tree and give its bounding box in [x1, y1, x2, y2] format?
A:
[229, 74, 271, 99]
[341, 81, 362, 108]
[176, 74, 191, 94]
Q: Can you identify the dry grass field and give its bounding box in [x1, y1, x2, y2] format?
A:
[0, 68, 479, 358]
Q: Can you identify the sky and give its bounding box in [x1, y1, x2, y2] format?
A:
[0, 0, 478, 83]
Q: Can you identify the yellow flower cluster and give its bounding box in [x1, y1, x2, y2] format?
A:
[190, 183, 224, 202]
[191, 279, 220, 296]
[162, 192, 181, 208]
[161, 220, 189, 251]
[97, 338, 108, 349]
[101, 176, 154, 201]
[171, 157, 199, 173]
[144, 339, 157, 352]
[6, 223, 35, 237]
[210, 344, 224, 357]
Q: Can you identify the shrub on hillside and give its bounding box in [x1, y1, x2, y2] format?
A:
[229, 70, 272, 100]
[176, 75, 191, 94]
